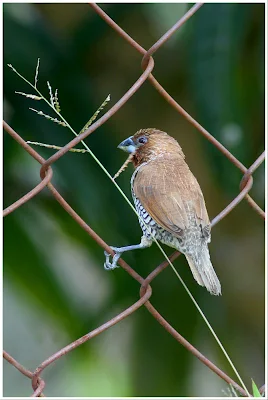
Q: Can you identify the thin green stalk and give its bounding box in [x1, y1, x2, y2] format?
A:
[26, 141, 88, 153]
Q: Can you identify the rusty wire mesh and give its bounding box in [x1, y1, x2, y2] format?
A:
[3, 3, 265, 398]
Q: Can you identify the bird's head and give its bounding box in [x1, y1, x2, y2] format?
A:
[118, 128, 184, 167]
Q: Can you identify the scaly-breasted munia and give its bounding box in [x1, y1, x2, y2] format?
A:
[104, 129, 221, 295]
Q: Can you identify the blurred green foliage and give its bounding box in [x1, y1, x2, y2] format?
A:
[3, 3, 264, 397]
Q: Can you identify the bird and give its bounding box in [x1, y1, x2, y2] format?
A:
[104, 128, 221, 295]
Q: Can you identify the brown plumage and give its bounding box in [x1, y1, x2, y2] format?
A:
[104, 128, 221, 295]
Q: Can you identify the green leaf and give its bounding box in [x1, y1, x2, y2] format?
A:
[252, 379, 262, 397]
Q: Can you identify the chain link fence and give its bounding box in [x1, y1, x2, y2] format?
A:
[3, 3, 265, 397]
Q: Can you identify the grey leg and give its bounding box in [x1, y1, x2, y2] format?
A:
[104, 236, 153, 270]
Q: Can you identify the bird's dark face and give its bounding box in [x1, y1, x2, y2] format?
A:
[118, 128, 183, 167]
[117, 131, 150, 154]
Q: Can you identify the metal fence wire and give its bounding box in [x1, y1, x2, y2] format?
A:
[3, 3, 265, 398]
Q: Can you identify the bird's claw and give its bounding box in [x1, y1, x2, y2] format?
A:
[104, 247, 122, 270]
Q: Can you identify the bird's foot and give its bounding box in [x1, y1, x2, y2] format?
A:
[104, 247, 122, 270]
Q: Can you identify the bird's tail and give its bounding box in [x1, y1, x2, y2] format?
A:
[185, 246, 221, 296]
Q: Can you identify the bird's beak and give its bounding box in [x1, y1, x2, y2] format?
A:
[117, 136, 137, 154]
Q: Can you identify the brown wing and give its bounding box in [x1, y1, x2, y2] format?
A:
[133, 158, 210, 237]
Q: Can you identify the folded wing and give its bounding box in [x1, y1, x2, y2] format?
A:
[133, 158, 210, 237]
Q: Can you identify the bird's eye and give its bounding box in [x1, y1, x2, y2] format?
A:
[138, 136, 147, 144]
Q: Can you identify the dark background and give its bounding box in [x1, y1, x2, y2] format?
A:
[3, 3, 265, 397]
